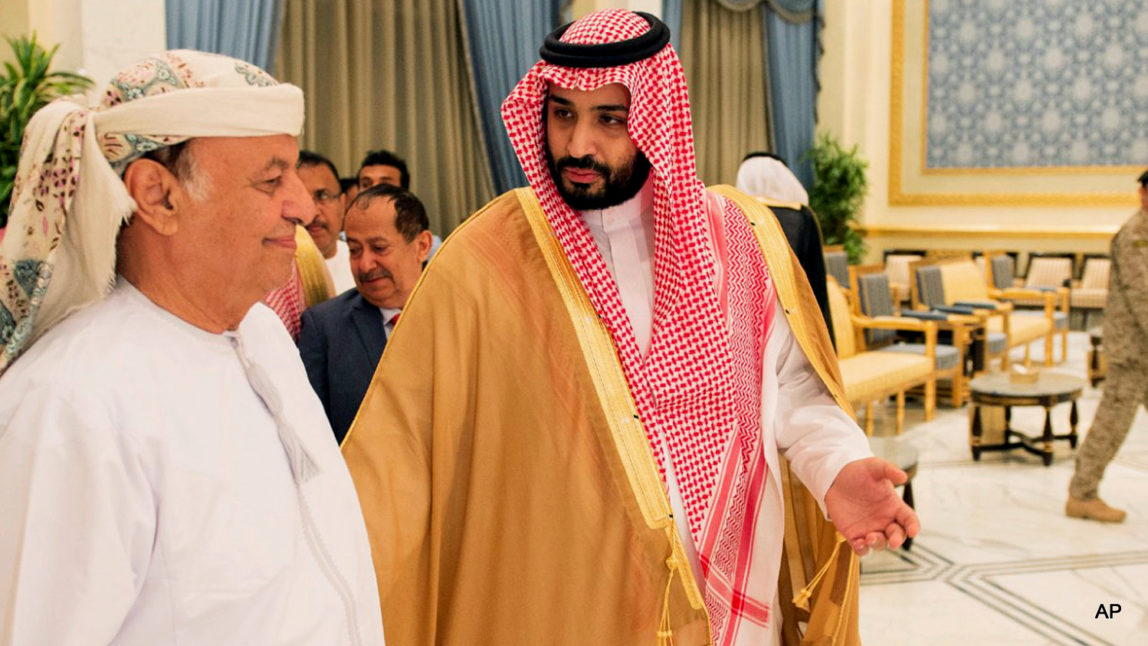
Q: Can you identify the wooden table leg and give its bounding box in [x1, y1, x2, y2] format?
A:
[1041, 405, 1054, 466]
[971, 404, 982, 461]
[1069, 399, 1079, 449]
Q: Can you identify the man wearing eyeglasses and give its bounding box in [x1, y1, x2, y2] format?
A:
[299, 150, 356, 294]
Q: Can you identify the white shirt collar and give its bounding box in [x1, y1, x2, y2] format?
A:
[575, 175, 657, 356]
[579, 174, 655, 238]
[380, 306, 402, 326]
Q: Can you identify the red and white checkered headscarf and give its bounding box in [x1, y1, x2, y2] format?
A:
[263, 262, 305, 340]
[502, 9, 778, 641]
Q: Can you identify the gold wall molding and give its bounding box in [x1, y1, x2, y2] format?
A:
[860, 225, 1117, 241]
[920, 165, 1144, 177]
[884, 192, 1136, 207]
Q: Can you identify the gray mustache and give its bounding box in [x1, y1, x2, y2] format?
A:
[358, 269, 392, 282]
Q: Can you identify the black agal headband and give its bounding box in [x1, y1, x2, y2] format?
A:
[540, 12, 671, 68]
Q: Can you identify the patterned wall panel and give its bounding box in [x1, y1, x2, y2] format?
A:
[925, 0, 1148, 170]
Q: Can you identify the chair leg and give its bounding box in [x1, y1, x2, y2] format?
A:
[924, 378, 936, 421]
[1044, 331, 1054, 367]
[1024, 342, 1032, 368]
[1061, 329, 1069, 363]
[951, 369, 964, 408]
[865, 402, 875, 436]
[896, 391, 905, 435]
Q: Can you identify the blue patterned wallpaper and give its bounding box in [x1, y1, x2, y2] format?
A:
[925, 0, 1148, 169]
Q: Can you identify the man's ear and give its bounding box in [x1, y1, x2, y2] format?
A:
[415, 230, 433, 263]
[122, 159, 182, 236]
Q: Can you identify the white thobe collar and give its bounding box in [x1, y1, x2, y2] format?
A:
[578, 175, 656, 356]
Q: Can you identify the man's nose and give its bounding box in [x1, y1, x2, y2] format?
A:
[355, 249, 377, 270]
[308, 195, 323, 222]
[566, 122, 597, 160]
[282, 170, 314, 226]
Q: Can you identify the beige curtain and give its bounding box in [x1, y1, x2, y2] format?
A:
[679, 0, 772, 187]
[276, 0, 494, 235]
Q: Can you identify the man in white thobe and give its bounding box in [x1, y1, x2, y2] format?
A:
[0, 51, 384, 645]
[299, 149, 357, 294]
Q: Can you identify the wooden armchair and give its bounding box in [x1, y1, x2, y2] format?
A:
[883, 254, 922, 306]
[1022, 254, 1074, 292]
[823, 245, 849, 290]
[1071, 256, 1110, 329]
[984, 252, 1069, 363]
[827, 277, 938, 435]
[910, 256, 1014, 370]
[852, 265, 973, 407]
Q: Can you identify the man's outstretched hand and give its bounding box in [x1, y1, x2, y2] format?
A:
[824, 457, 920, 555]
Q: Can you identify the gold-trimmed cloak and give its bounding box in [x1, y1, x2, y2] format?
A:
[342, 186, 860, 645]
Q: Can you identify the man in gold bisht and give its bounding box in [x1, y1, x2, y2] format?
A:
[343, 9, 918, 645]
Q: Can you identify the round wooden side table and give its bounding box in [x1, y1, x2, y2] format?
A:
[968, 370, 1084, 466]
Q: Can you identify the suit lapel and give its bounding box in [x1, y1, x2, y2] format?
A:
[349, 293, 386, 365]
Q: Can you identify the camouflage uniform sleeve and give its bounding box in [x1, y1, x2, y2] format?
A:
[1111, 214, 1148, 336]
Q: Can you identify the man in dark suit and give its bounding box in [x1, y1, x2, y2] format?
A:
[298, 184, 433, 443]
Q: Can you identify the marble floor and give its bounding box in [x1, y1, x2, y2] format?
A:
[857, 332, 1148, 645]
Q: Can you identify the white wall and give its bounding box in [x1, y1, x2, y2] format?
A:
[0, 0, 165, 93]
[571, 0, 663, 20]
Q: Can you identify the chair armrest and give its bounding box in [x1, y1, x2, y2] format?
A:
[935, 305, 976, 315]
[914, 311, 981, 327]
[954, 300, 1002, 310]
[901, 311, 949, 321]
[993, 287, 1054, 302]
[995, 287, 1066, 314]
[855, 316, 938, 359]
[903, 311, 978, 346]
[853, 315, 933, 333]
[969, 298, 1014, 313]
[938, 312, 982, 326]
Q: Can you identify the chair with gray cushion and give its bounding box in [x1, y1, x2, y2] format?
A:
[1071, 256, 1110, 330]
[884, 254, 922, 306]
[854, 266, 969, 406]
[911, 261, 1010, 371]
[990, 255, 1017, 290]
[824, 246, 850, 291]
[985, 252, 1069, 364]
[827, 277, 938, 435]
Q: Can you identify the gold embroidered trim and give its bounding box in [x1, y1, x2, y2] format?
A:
[515, 188, 705, 611]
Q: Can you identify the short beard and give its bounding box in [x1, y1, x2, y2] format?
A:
[546, 149, 651, 211]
